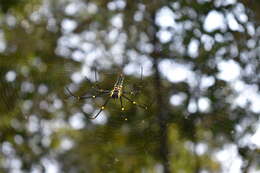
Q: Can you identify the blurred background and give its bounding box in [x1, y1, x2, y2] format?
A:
[0, 0, 260, 172]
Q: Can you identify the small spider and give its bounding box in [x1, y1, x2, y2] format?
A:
[65, 69, 148, 119]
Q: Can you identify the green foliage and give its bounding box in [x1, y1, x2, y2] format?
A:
[0, 0, 260, 172]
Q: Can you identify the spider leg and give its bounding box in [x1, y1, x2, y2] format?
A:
[65, 87, 109, 101]
[94, 67, 98, 83]
[83, 97, 111, 119]
[128, 66, 144, 96]
[120, 97, 125, 111]
[140, 66, 143, 81]
[123, 91, 138, 96]
[121, 94, 148, 110]
[93, 67, 101, 89]
[84, 76, 110, 93]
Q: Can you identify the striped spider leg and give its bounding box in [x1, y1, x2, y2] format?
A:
[121, 94, 148, 110]
[128, 66, 144, 96]
[65, 70, 110, 100]
[86, 96, 111, 119]
[122, 67, 152, 110]
[66, 86, 111, 119]
[65, 86, 109, 101]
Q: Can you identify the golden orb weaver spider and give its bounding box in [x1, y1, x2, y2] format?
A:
[65, 68, 148, 119]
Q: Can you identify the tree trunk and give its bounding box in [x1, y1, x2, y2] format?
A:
[150, 12, 171, 173]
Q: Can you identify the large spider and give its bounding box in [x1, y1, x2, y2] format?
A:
[65, 69, 148, 119]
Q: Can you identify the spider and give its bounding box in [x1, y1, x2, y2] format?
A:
[65, 69, 148, 119]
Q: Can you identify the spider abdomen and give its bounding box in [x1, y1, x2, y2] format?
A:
[111, 93, 119, 98]
[110, 87, 122, 99]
